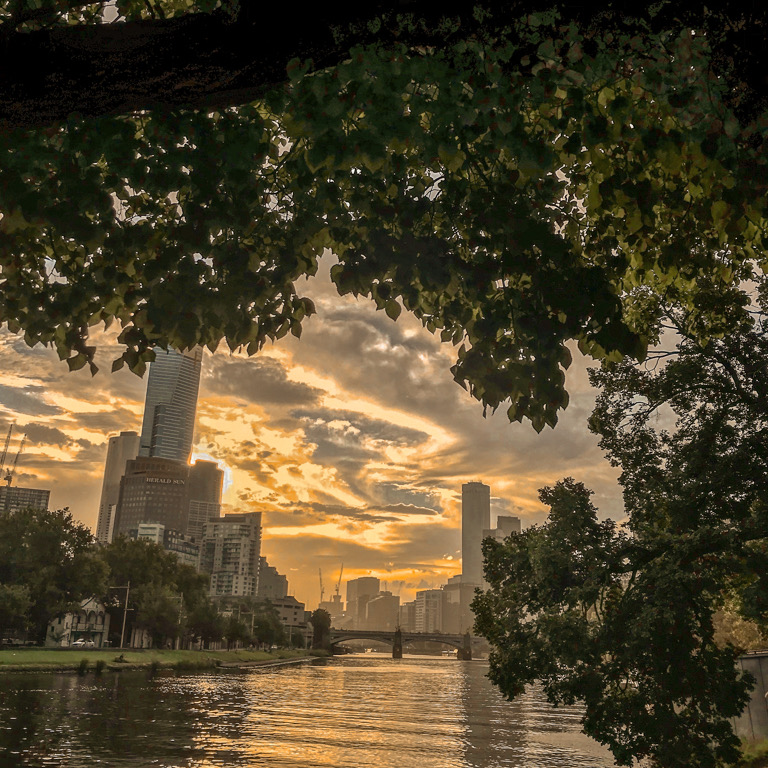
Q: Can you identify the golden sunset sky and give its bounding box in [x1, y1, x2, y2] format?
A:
[0, 257, 622, 607]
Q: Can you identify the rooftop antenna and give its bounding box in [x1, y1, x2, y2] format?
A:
[6, 433, 26, 487]
[0, 423, 13, 476]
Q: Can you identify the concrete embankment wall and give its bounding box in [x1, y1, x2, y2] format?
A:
[734, 652, 768, 742]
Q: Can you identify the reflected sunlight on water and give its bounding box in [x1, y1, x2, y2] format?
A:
[0, 656, 615, 768]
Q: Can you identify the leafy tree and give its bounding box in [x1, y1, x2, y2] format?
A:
[223, 613, 250, 650]
[186, 599, 224, 648]
[1, 2, 766, 430]
[310, 608, 331, 650]
[475, 283, 768, 767]
[249, 599, 286, 648]
[134, 583, 181, 648]
[99, 536, 212, 647]
[0, 584, 31, 639]
[0, 508, 107, 642]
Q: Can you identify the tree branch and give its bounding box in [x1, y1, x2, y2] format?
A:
[0, 0, 764, 129]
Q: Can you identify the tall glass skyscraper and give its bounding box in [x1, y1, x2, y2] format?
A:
[139, 347, 203, 463]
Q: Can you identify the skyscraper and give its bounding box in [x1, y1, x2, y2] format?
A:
[112, 456, 190, 538]
[461, 481, 491, 587]
[95, 431, 140, 544]
[186, 459, 223, 541]
[139, 347, 203, 463]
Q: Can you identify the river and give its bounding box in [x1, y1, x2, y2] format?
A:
[0, 655, 616, 767]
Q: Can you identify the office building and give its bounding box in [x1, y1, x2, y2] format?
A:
[483, 514, 522, 543]
[199, 512, 262, 597]
[139, 347, 203, 463]
[257, 557, 289, 600]
[399, 600, 417, 632]
[270, 595, 307, 630]
[365, 591, 400, 631]
[186, 460, 223, 541]
[111, 457, 222, 541]
[0, 485, 50, 515]
[95, 431, 140, 544]
[112, 457, 190, 538]
[442, 574, 476, 634]
[461, 481, 491, 587]
[414, 589, 443, 633]
[346, 577, 380, 629]
[134, 523, 200, 568]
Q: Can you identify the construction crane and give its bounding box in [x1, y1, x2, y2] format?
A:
[335, 564, 343, 598]
[5, 433, 25, 487]
[0, 424, 13, 476]
[318, 568, 325, 604]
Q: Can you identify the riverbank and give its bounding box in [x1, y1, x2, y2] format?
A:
[0, 647, 328, 673]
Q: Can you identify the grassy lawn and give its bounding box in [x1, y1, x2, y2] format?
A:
[0, 647, 322, 672]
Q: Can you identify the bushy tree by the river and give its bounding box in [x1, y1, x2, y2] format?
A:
[0, 508, 107, 642]
[311, 608, 332, 651]
[474, 280, 768, 767]
[99, 536, 211, 647]
[0, 2, 766, 431]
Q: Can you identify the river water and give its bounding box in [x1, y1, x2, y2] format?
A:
[0, 655, 615, 767]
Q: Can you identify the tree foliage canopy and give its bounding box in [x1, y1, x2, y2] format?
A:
[0, 508, 107, 641]
[474, 281, 768, 767]
[0, 1, 766, 429]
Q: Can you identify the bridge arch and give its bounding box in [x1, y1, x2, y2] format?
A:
[328, 629, 472, 659]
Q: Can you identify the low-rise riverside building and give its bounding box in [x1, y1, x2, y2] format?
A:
[45, 597, 110, 647]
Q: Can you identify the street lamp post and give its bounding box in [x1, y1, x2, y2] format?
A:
[110, 582, 131, 649]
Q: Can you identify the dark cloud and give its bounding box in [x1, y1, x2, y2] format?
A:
[74, 408, 142, 434]
[202, 355, 322, 405]
[23, 424, 74, 448]
[0, 384, 62, 416]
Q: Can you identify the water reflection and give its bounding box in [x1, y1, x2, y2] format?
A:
[0, 656, 614, 767]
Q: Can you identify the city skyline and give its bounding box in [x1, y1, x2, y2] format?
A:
[0, 258, 622, 606]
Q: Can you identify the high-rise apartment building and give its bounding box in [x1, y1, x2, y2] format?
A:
[199, 512, 262, 597]
[139, 347, 203, 463]
[95, 431, 140, 544]
[0, 485, 50, 515]
[461, 481, 491, 587]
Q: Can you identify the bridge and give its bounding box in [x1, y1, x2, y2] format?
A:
[329, 628, 474, 659]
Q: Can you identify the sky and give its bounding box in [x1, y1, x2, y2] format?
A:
[0, 256, 623, 607]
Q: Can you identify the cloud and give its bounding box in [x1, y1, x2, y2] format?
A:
[0, 384, 62, 416]
[0, 256, 626, 609]
[202, 354, 322, 405]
